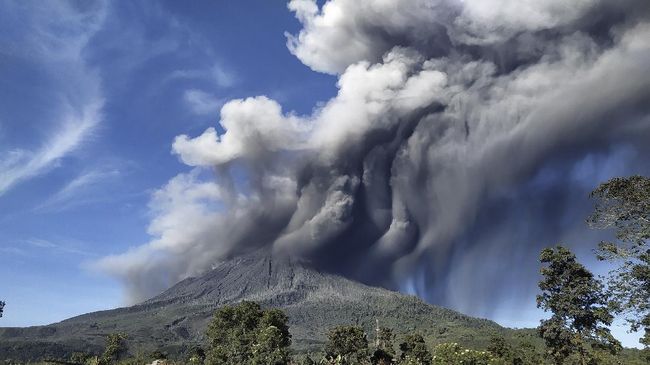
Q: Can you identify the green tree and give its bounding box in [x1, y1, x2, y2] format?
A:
[187, 345, 206, 365]
[398, 334, 431, 365]
[588, 175, 650, 349]
[511, 341, 543, 365]
[324, 325, 369, 364]
[205, 301, 291, 365]
[371, 327, 395, 365]
[98, 333, 127, 365]
[537, 246, 620, 365]
[206, 302, 260, 365]
[70, 351, 91, 365]
[0, 301, 4, 318]
[486, 336, 511, 359]
[260, 308, 291, 349]
[252, 325, 291, 365]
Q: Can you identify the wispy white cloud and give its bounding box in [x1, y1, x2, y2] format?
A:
[0, 102, 103, 197]
[35, 167, 120, 212]
[169, 62, 237, 88]
[0, 246, 28, 256]
[210, 63, 236, 88]
[183, 89, 224, 116]
[0, 1, 107, 197]
[0, 237, 95, 257]
[23, 238, 95, 257]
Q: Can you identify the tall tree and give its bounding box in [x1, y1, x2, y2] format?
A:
[398, 334, 432, 365]
[98, 333, 127, 365]
[0, 301, 4, 318]
[205, 301, 291, 365]
[537, 246, 620, 365]
[371, 326, 395, 365]
[588, 175, 650, 348]
[324, 325, 369, 364]
[486, 335, 511, 359]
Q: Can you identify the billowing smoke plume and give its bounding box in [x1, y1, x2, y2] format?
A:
[97, 0, 650, 319]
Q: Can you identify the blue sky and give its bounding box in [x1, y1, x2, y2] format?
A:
[0, 0, 646, 349]
[0, 0, 335, 326]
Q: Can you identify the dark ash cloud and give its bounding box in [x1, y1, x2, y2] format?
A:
[97, 0, 650, 321]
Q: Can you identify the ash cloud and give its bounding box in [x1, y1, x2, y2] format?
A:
[97, 0, 650, 318]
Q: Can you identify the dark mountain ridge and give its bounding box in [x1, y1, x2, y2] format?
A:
[0, 251, 525, 362]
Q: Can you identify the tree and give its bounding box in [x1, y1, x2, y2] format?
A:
[205, 301, 291, 365]
[187, 345, 206, 365]
[588, 175, 650, 348]
[70, 352, 91, 365]
[324, 326, 369, 364]
[371, 326, 395, 365]
[0, 301, 4, 318]
[252, 325, 291, 365]
[486, 336, 511, 359]
[98, 333, 127, 365]
[260, 308, 291, 349]
[537, 246, 620, 365]
[398, 334, 431, 365]
[511, 341, 543, 365]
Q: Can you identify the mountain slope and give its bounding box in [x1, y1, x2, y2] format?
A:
[0, 252, 527, 361]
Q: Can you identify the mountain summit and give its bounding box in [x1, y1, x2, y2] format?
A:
[0, 251, 514, 361]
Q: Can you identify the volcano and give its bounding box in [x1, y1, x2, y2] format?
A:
[0, 252, 527, 362]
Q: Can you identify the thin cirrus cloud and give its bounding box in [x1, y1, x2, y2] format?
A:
[169, 62, 236, 116]
[183, 89, 225, 116]
[0, 1, 107, 198]
[23, 238, 95, 257]
[169, 62, 237, 89]
[0, 102, 103, 197]
[34, 167, 121, 213]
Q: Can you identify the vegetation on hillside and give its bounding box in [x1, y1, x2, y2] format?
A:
[46, 299, 645, 365]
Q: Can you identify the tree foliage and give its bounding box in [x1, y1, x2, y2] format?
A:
[511, 341, 544, 365]
[588, 175, 650, 348]
[205, 301, 291, 365]
[187, 345, 206, 365]
[98, 333, 127, 365]
[537, 246, 620, 364]
[486, 336, 511, 359]
[398, 334, 432, 365]
[323, 325, 369, 364]
[0, 300, 4, 318]
[370, 327, 395, 365]
[52, 298, 650, 365]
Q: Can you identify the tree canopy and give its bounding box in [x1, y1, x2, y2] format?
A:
[205, 301, 291, 365]
[588, 175, 650, 349]
[323, 325, 369, 364]
[398, 334, 432, 365]
[537, 246, 620, 364]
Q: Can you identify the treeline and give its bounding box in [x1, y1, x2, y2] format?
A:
[60, 298, 645, 365]
[53, 300, 536, 365]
